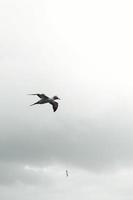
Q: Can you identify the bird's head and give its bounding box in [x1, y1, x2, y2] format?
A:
[52, 96, 60, 100]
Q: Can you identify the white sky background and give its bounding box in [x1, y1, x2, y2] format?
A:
[0, 0, 133, 199]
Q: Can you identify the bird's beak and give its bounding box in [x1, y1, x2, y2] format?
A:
[58, 98, 61, 100]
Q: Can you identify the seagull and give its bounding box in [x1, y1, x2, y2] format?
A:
[29, 93, 60, 112]
[66, 170, 69, 177]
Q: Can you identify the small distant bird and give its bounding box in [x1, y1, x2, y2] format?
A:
[66, 170, 69, 177]
[29, 93, 60, 112]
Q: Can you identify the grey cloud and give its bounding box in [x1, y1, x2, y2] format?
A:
[1, 100, 133, 173]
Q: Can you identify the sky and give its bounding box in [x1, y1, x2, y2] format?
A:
[0, 0, 133, 199]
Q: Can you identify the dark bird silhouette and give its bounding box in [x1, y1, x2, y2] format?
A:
[29, 93, 60, 112]
[66, 170, 69, 177]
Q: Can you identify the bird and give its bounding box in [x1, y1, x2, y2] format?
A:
[66, 170, 69, 177]
[29, 93, 60, 112]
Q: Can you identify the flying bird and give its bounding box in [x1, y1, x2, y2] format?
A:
[29, 93, 60, 112]
[66, 170, 69, 177]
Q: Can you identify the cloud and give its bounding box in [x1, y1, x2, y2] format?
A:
[0, 162, 52, 185]
[1, 94, 133, 173]
[1, 166, 133, 200]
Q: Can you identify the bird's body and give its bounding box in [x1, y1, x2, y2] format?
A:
[29, 93, 60, 112]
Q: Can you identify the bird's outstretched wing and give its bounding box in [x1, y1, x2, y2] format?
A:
[50, 101, 58, 112]
[29, 94, 49, 99]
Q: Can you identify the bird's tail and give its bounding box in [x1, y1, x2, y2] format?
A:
[30, 102, 38, 106]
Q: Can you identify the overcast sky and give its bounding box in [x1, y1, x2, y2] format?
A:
[0, 0, 133, 199]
